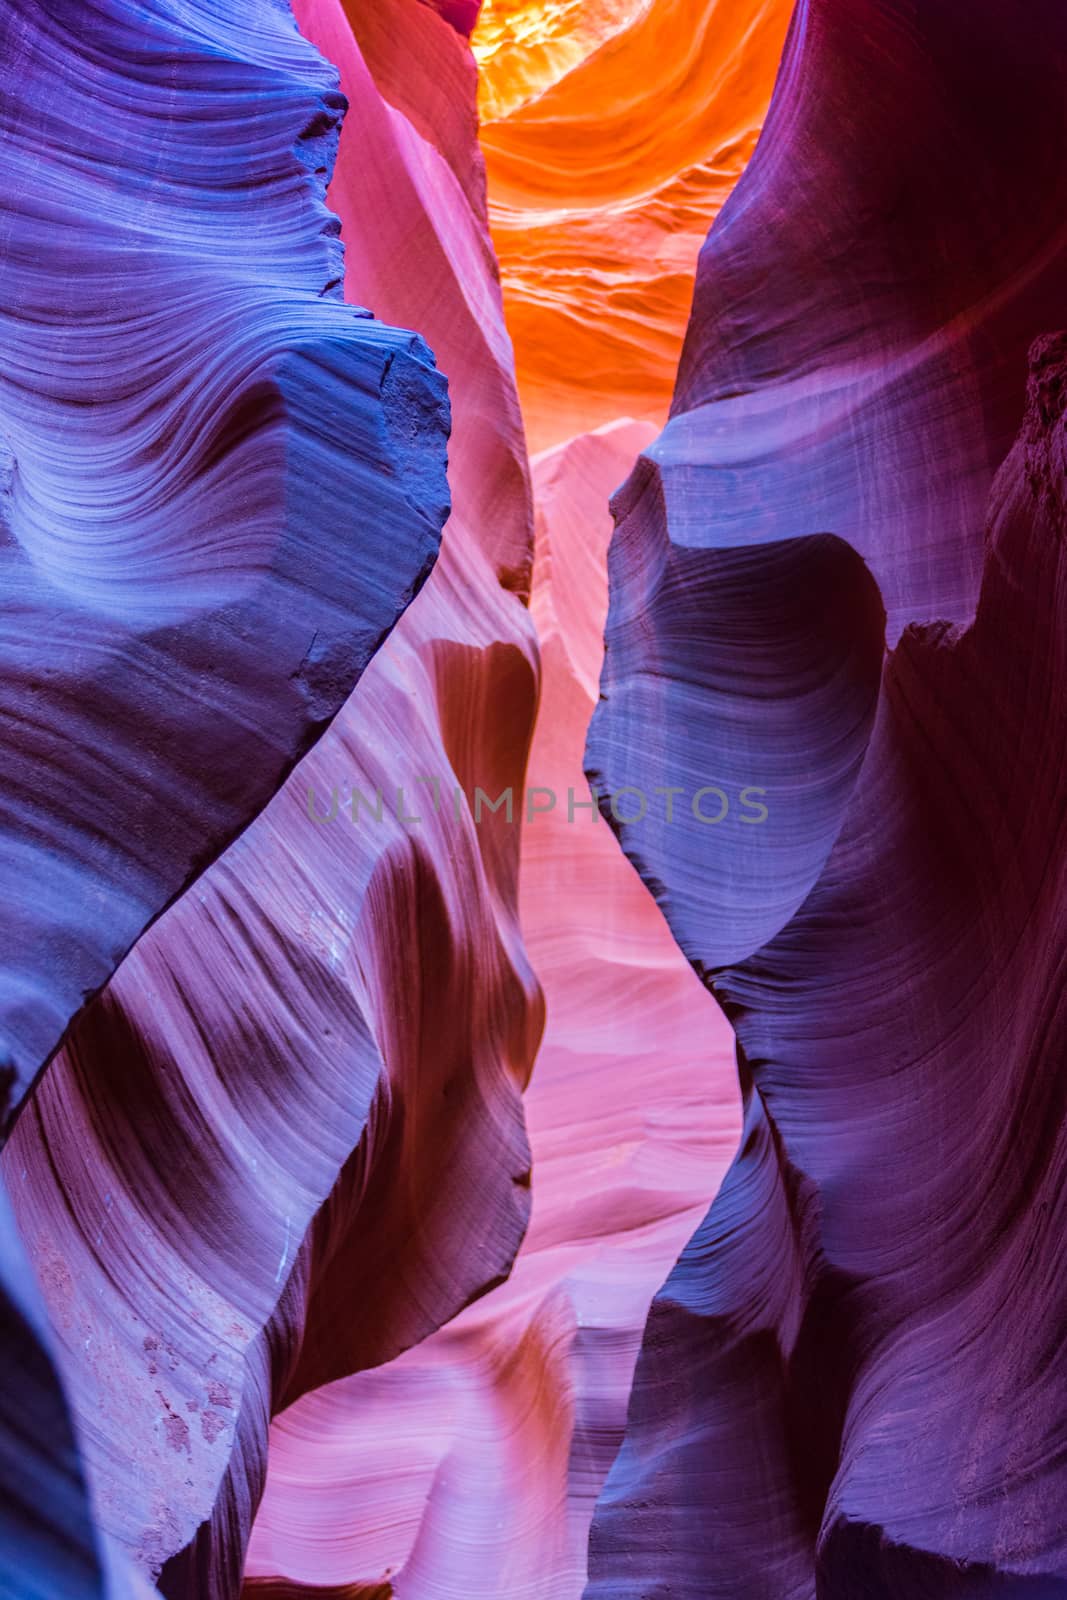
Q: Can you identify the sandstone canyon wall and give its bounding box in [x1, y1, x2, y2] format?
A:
[240, 0, 794, 1589]
[3, 2, 1066, 1599]
[585, 2, 1067, 1595]
[2, 0, 540, 1593]
[244, 421, 742, 1598]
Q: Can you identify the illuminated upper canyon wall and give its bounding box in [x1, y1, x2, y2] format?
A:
[473, 0, 795, 450]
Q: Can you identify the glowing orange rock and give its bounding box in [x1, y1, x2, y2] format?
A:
[474, 0, 794, 450]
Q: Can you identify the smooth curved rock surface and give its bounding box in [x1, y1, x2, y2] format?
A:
[419, 0, 481, 34]
[583, 0, 1067, 1585]
[0, 4, 452, 1596]
[4, 0, 538, 1592]
[0, 0, 450, 1129]
[474, 0, 793, 449]
[0, 1177, 110, 1600]
[2, 1174, 160, 1600]
[588, 331, 1067, 1599]
[612, 0, 1067, 639]
[588, 526, 886, 971]
[244, 422, 741, 1600]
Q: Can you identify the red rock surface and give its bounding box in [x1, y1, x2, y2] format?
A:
[245, 420, 740, 1598]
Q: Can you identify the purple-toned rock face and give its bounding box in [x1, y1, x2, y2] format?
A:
[0, 0, 450, 1129]
[588, 527, 886, 969]
[587, 0, 1067, 1030]
[0, 3, 451, 1595]
[616, 0, 1067, 636]
[0, 1182, 110, 1600]
[588, 334, 1067, 1599]
[584, 2, 1067, 1594]
[1, 1, 540, 1594]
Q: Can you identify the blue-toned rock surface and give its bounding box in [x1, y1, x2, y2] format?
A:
[0, 3, 450, 1595]
[0, 0, 449, 1129]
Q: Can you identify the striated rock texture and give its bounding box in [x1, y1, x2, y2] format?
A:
[588, 333, 1067, 1600]
[4, 0, 539, 1594]
[612, 0, 1067, 642]
[0, 0, 450, 1129]
[0, 4, 451, 1597]
[585, 2, 1067, 1594]
[244, 422, 740, 1599]
[0, 1178, 150, 1600]
[473, 0, 793, 449]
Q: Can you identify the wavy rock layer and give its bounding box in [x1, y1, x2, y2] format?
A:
[4, 0, 539, 1592]
[0, 5, 453, 1596]
[588, 331, 1067, 1600]
[245, 421, 741, 1600]
[473, 0, 793, 449]
[0, 0, 449, 1128]
[620, 0, 1067, 639]
[584, 2, 1067, 1593]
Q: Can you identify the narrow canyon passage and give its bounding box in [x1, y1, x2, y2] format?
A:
[0, 2, 791, 1593]
[242, 4, 793, 1592]
[3, 3, 1064, 1599]
[244, 422, 740, 1597]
